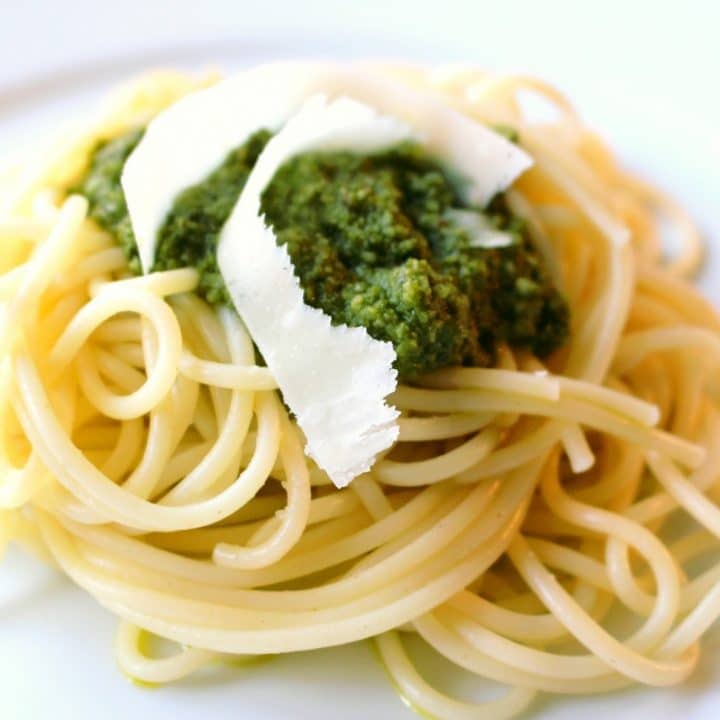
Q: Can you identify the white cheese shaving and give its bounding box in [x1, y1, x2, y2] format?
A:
[218, 95, 410, 487]
[446, 208, 516, 249]
[121, 62, 532, 273]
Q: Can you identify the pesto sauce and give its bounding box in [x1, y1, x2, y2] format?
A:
[78, 129, 569, 380]
[77, 128, 144, 273]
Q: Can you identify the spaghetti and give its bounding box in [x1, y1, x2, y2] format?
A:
[1, 65, 718, 719]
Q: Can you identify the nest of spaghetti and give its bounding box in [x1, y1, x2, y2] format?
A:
[1, 65, 717, 720]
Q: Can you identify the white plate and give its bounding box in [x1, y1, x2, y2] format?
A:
[2, 3, 720, 719]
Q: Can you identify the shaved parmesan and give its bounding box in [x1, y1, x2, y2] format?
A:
[122, 62, 532, 273]
[218, 95, 410, 487]
[446, 208, 516, 249]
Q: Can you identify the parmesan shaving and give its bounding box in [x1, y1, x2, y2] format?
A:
[122, 62, 532, 273]
[446, 208, 516, 249]
[218, 95, 410, 487]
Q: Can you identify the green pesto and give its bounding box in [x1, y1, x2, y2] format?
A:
[76, 128, 144, 273]
[260, 144, 568, 377]
[78, 128, 568, 380]
[76, 128, 272, 304]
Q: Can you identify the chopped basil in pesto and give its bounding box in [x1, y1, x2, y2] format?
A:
[77, 127, 569, 380]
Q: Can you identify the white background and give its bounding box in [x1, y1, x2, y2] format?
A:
[1, 1, 720, 719]
[2, 1, 719, 267]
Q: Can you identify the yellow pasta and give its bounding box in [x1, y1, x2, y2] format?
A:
[1, 65, 719, 720]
